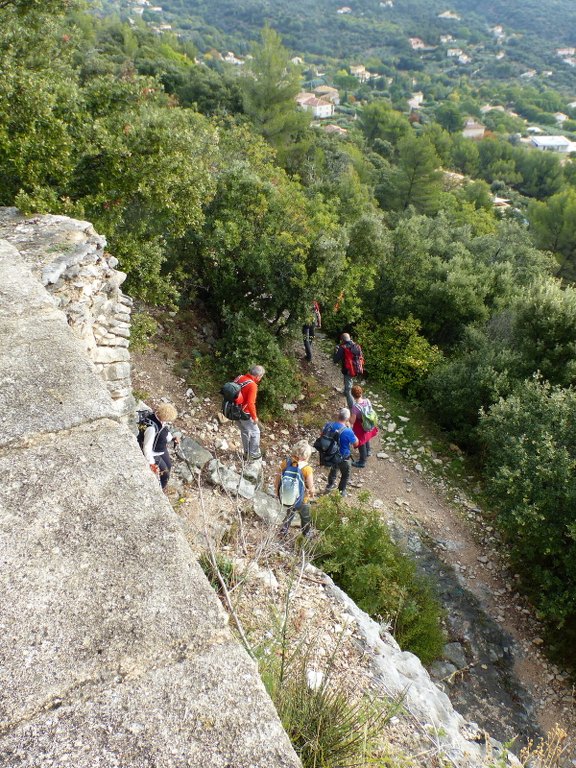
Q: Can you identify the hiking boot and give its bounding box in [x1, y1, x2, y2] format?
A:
[248, 452, 262, 461]
[352, 461, 366, 468]
[339, 490, 347, 497]
[325, 483, 336, 492]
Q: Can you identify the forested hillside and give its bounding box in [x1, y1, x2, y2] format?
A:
[133, 0, 576, 90]
[2, 0, 576, 675]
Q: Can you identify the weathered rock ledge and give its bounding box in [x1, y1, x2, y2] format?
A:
[0, 228, 300, 767]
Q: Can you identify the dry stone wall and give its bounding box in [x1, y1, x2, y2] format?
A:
[0, 208, 133, 419]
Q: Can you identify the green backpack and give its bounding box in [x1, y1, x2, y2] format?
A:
[359, 401, 378, 431]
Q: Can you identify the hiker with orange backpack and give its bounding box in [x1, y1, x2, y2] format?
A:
[333, 332, 365, 409]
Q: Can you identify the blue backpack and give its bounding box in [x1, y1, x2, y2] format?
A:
[279, 458, 306, 509]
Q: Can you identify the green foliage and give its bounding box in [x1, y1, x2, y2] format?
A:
[257, 586, 404, 768]
[355, 317, 442, 395]
[198, 551, 237, 594]
[240, 26, 310, 149]
[529, 188, 576, 278]
[424, 327, 520, 445]
[313, 495, 445, 664]
[435, 102, 464, 134]
[129, 311, 159, 353]
[512, 279, 576, 387]
[479, 377, 576, 662]
[376, 134, 445, 216]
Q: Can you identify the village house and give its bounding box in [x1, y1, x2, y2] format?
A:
[554, 112, 569, 124]
[438, 10, 461, 20]
[321, 124, 349, 135]
[462, 119, 486, 139]
[337, 6, 352, 13]
[531, 135, 573, 152]
[296, 93, 334, 119]
[557, 48, 576, 58]
[350, 64, 369, 82]
[447, 48, 463, 58]
[408, 92, 424, 110]
[314, 85, 340, 105]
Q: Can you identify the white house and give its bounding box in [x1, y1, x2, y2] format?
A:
[531, 135, 572, 152]
[462, 119, 485, 139]
[408, 92, 424, 110]
[554, 112, 569, 124]
[447, 48, 463, 57]
[314, 85, 340, 105]
[296, 93, 334, 119]
[438, 10, 460, 19]
[350, 64, 369, 81]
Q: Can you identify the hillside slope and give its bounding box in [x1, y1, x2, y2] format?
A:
[131, 326, 576, 764]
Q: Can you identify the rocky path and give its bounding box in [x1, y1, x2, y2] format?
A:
[308, 338, 575, 760]
[132, 331, 575, 764]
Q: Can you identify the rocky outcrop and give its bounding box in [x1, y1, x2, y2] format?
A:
[0, 228, 301, 768]
[0, 208, 133, 420]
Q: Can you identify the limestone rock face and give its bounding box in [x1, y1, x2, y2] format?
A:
[0, 213, 301, 768]
[0, 208, 134, 420]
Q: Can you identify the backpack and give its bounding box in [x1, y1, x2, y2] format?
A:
[279, 458, 306, 509]
[313, 425, 345, 467]
[220, 379, 250, 421]
[359, 401, 378, 431]
[136, 409, 163, 451]
[343, 341, 364, 376]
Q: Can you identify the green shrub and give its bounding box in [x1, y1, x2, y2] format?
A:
[355, 317, 442, 395]
[479, 376, 576, 667]
[257, 604, 403, 768]
[198, 552, 237, 595]
[129, 312, 159, 353]
[215, 309, 300, 417]
[313, 495, 445, 664]
[423, 333, 520, 447]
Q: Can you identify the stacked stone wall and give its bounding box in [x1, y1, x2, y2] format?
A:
[0, 208, 133, 419]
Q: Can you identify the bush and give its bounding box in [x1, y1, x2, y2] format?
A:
[479, 376, 576, 667]
[198, 552, 237, 595]
[424, 331, 520, 447]
[129, 312, 159, 353]
[355, 317, 442, 395]
[257, 599, 403, 768]
[313, 495, 445, 664]
[215, 309, 300, 417]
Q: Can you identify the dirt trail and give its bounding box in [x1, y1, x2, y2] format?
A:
[308, 340, 575, 755]
[131, 332, 575, 762]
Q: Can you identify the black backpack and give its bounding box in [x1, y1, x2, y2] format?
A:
[314, 425, 345, 467]
[136, 409, 163, 451]
[220, 380, 251, 421]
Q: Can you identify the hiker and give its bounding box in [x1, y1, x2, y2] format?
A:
[349, 385, 379, 468]
[275, 440, 316, 538]
[302, 318, 315, 362]
[302, 301, 322, 362]
[333, 332, 364, 410]
[312, 300, 322, 328]
[321, 407, 359, 497]
[234, 365, 265, 461]
[141, 403, 178, 492]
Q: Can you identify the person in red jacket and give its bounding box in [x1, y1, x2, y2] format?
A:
[235, 365, 265, 460]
